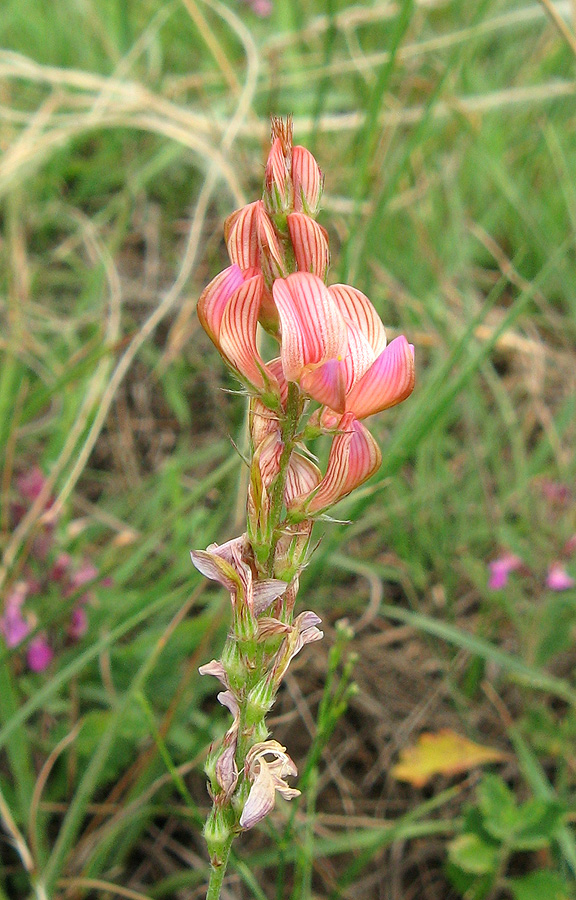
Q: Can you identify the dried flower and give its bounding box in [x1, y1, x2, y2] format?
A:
[239, 741, 300, 829]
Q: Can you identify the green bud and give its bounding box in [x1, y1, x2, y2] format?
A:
[221, 639, 246, 692]
[245, 676, 276, 725]
[203, 805, 233, 860]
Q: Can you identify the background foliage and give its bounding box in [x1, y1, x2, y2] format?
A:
[1, 0, 576, 897]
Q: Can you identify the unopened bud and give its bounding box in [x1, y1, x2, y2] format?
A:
[204, 805, 234, 861]
[246, 675, 276, 724]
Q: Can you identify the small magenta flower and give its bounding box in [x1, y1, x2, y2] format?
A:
[546, 563, 575, 591]
[27, 636, 54, 672]
[0, 583, 30, 648]
[239, 741, 300, 830]
[488, 553, 523, 590]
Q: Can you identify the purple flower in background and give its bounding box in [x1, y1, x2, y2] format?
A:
[546, 563, 575, 592]
[240, 0, 272, 17]
[488, 553, 522, 590]
[27, 636, 54, 672]
[0, 584, 31, 648]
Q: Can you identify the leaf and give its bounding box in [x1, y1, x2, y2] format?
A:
[392, 729, 505, 787]
[478, 774, 521, 840]
[508, 871, 571, 900]
[448, 834, 499, 875]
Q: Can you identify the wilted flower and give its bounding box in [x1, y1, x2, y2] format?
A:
[239, 741, 300, 829]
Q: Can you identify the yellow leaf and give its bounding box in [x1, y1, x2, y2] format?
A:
[391, 729, 505, 788]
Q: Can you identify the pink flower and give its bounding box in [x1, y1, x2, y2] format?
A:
[27, 636, 54, 672]
[289, 413, 382, 516]
[273, 273, 414, 416]
[0, 583, 30, 648]
[546, 563, 575, 592]
[488, 554, 522, 590]
[69, 606, 88, 640]
[16, 466, 47, 502]
[197, 265, 278, 393]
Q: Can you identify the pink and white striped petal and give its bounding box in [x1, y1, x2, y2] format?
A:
[285, 451, 322, 506]
[300, 358, 347, 412]
[258, 208, 287, 280]
[328, 283, 387, 356]
[273, 273, 347, 383]
[197, 265, 245, 343]
[219, 273, 275, 390]
[296, 414, 382, 515]
[287, 213, 330, 279]
[345, 335, 415, 420]
[292, 145, 323, 216]
[225, 201, 263, 271]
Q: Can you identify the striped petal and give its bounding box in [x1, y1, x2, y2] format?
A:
[258, 208, 287, 280]
[264, 132, 293, 214]
[328, 284, 387, 356]
[292, 145, 323, 216]
[287, 213, 330, 279]
[219, 273, 274, 390]
[273, 273, 347, 383]
[285, 451, 322, 506]
[197, 265, 245, 343]
[225, 201, 263, 270]
[295, 414, 381, 515]
[345, 335, 415, 419]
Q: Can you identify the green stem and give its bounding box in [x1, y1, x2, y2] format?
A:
[205, 833, 234, 900]
[265, 382, 301, 574]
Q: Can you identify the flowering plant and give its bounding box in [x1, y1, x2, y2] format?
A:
[193, 118, 414, 898]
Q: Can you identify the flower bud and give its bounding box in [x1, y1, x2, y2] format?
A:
[263, 117, 294, 216]
[204, 805, 234, 862]
[287, 213, 330, 280]
[292, 144, 324, 217]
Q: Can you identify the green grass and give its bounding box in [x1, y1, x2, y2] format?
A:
[1, 0, 576, 897]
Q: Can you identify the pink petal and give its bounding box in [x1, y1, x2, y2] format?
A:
[292, 145, 323, 216]
[197, 265, 245, 342]
[219, 273, 275, 390]
[273, 273, 347, 383]
[239, 759, 277, 829]
[69, 606, 88, 640]
[345, 335, 415, 419]
[1, 611, 30, 648]
[27, 636, 54, 672]
[546, 563, 575, 592]
[487, 553, 522, 590]
[258, 205, 287, 280]
[285, 452, 322, 506]
[16, 466, 47, 502]
[264, 135, 292, 213]
[190, 549, 241, 596]
[198, 659, 228, 686]
[302, 414, 382, 515]
[252, 579, 288, 615]
[328, 284, 387, 356]
[225, 201, 263, 270]
[300, 358, 347, 412]
[287, 213, 330, 279]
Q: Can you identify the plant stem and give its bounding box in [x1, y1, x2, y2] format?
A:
[266, 383, 301, 574]
[205, 833, 234, 900]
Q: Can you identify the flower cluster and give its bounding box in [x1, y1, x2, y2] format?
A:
[193, 118, 414, 863]
[0, 466, 106, 671]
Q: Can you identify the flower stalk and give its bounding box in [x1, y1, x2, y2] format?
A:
[194, 116, 415, 899]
